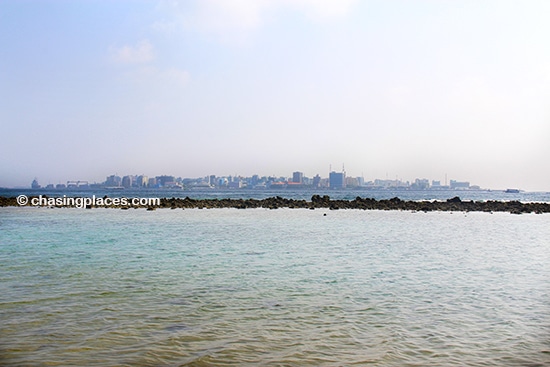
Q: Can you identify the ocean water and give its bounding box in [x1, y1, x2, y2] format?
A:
[1, 207, 549, 366]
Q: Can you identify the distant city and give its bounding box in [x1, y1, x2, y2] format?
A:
[28, 170, 485, 191]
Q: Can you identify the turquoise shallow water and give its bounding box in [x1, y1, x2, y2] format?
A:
[1, 207, 549, 366]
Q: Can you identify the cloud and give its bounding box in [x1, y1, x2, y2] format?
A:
[111, 39, 155, 64]
[157, 0, 357, 41]
[284, 0, 358, 21]
[192, 0, 265, 33]
[109, 37, 189, 87]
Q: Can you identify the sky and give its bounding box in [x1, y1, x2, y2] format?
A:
[1, 0, 549, 190]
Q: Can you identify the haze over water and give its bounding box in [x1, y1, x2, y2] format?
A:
[1, 1, 550, 191]
[1, 207, 549, 366]
[2, 1, 550, 365]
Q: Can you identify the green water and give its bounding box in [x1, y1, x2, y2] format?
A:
[1, 208, 549, 366]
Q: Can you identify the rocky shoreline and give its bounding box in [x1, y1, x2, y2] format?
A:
[1, 195, 549, 214]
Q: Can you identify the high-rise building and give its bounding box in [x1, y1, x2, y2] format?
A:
[105, 175, 121, 187]
[450, 180, 470, 189]
[413, 178, 430, 190]
[156, 175, 175, 187]
[121, 175, 134, 188]
[31, 178, 41, 189]
[292, 171, 303, 184]
[345, 176, 359, 188]
[312, 174, 321, 188]
[136, 175, 148, 187]
[329, 171, 346, 189]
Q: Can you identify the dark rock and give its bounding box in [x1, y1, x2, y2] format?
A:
[1, 195, 549, 214]
[447, 196, 462, 203]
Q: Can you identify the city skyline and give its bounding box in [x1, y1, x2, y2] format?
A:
[21, 169, 481, 191]
[0, 163, 539, 191]
[1, 1, 549, 191]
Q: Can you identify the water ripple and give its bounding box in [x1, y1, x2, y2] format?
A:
[1, 208, 549, 366]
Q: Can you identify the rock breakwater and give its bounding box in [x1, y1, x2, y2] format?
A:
[1, 195, 549, 214]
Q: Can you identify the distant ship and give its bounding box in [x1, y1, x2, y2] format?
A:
[504, 189, 520, 193]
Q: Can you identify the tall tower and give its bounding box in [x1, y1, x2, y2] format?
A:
[329, 171, 346, 189]
[31, 178, 41, 189]
[292, 171, 303, 184]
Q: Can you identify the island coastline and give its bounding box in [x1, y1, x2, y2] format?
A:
[1, 195, 549, 214]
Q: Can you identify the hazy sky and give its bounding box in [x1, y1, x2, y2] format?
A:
[1, 0, 549, 190]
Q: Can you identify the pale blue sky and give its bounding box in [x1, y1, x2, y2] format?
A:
[1, 0, 549, 190]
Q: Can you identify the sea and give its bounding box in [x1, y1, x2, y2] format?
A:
[1, 188, 549, 366]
